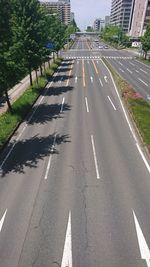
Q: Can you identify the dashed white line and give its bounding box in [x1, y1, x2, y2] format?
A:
[107, 96, 117, 111]
[140, 68, 148, 74]
[118, 62, 123, 66]
[119, 68, 124, 73]
[91, 135, 100, 179]
[99, 78, 103, 87]
[129, 62, 135, 66]
[138, 78, 148, 87]
[0, 209, 7, 232]
[135, 70, 139, 73]
[85, 97, 89, 113]
[127, 68, 132, 74]
[44, 134, 57, 180]
[104, 76, 108, 83]
[75, 77, 78, 83]
[60, 97, 65, 113]
[133, 210, 150, 267]
[61, 211, 72, 267]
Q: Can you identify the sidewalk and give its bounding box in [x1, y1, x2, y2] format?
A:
[0, 60, 52, 115]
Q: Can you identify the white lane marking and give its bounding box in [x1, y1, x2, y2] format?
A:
[127, 68, 132, 74]
[61, 211, 72, 267]
[107, 96, 117, 111]
[140, 68, 148, 74]
[99, 78, 103, 87]
[135, 70, 139, 73]
[138, 78, 148, 87]
[75, 77, 78, 83]
[133, 210, 150, 267]
[119, 62, 123, 66]
[90, 76, 93, 83]
[97, 61, 99, 64]
[104, 76, 108, 83]
[0, 210, 7, 232]
[147, 95, 150, 100]
[77, 61, 79, 64]
[44, 134, 57, 180]
[60, 97, 65, 113]
[91, 135, 100, 179]
[85, 97, 89, 113]
[119, 68, 124, 73]
[102, 59, 138, 142]
[136, 143, 150, 174]
[87, 61, 89, 64]
[129, 62, 135, 66]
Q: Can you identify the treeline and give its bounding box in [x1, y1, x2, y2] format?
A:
[0, 0, 78, 109]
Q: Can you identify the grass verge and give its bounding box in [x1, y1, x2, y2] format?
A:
[103, 58, 150, 153]
[0, 58, 63, 150]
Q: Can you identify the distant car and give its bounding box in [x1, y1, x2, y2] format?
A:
[99, 46, 103, 49]
[104, 45, 109, 49]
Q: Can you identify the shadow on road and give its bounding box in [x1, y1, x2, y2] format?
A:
[1, 133, 71, 176]
[50, 75, 73, 83]
[42, 85, 74, 97]
[27, 102, 71, 125]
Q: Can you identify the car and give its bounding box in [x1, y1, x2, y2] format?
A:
[99, 46, 103, 49]
[104, 45, 109, 49]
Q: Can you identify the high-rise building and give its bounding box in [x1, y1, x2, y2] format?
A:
[93, 18, 104, 32]
[40, 0, 71, 25]
[110, 0, 133, 32]
[129, 0, 150, 37]
[105, 16, 110, 26]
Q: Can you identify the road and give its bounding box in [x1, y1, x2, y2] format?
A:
[0, 36, 150, 267]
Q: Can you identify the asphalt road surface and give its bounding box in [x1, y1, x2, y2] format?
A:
[0, 36, 150, 267]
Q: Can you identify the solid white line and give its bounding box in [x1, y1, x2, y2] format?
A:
[107, 96, 117, 111]
[85, 97, 89, 113]
[102, 59, 138, 142]
[136, 143, 150, 174]
[91, 135, 100, 179]
[61, 211, 72, 267]
[60, 97, 65, 113]
[140, 68, 148, 74]
[99, 78, 103, 87]
[127, 68, 132, 74]
[138, 78, 148, 87]
[0, 209, 7, 232]
[133, 210, 150, 267]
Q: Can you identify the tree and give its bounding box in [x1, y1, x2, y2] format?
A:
[141, 23, 150, 59]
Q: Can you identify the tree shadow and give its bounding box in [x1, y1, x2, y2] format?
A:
[1, 133, 71, 176]
[50, 75, 73, 83]
[58, 68, 73, 73]
[42, 85, 74, 97]
[27, 102, 71, 125]
[0, 96, 6, 108]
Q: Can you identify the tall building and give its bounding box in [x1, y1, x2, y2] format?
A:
[129, 0, 150, 37]
[40, 0, 71, 25]
[93, 18, 104, 32]
[105, 16, 110, 26]
[110, 0, 133, 32]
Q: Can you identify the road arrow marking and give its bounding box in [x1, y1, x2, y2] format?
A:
[0, 209, 7, 232]
[61, 212, 72, 267]
[104, 76, 108, 83]
[75, 77, 78, 83]
[90, 76, 93, 83]
[133, 210, 150, 267]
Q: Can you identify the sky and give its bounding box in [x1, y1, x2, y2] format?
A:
[40, 0, 112, 30]
[71, 0, 112, 30]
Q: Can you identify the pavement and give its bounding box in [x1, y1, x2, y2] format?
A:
[0, 36, 150, 267]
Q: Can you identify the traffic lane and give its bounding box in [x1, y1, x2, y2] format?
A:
[17, 59, 98, 267]
[107, 58, 150, 102]
[84, 59, 150, 265]
[111, 58, 150, 87]
[0, 60, 76, 267]
[101, 49, 134, 58]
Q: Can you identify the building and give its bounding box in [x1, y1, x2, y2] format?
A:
[129, 0, 150, 37]
[110, 0, 133, 32]
[105, 16, 110, 26]
[93, 18, 104, 32]
[40, 0, 71, 25]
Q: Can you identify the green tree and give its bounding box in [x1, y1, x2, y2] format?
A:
[141, 23, 150, 59]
